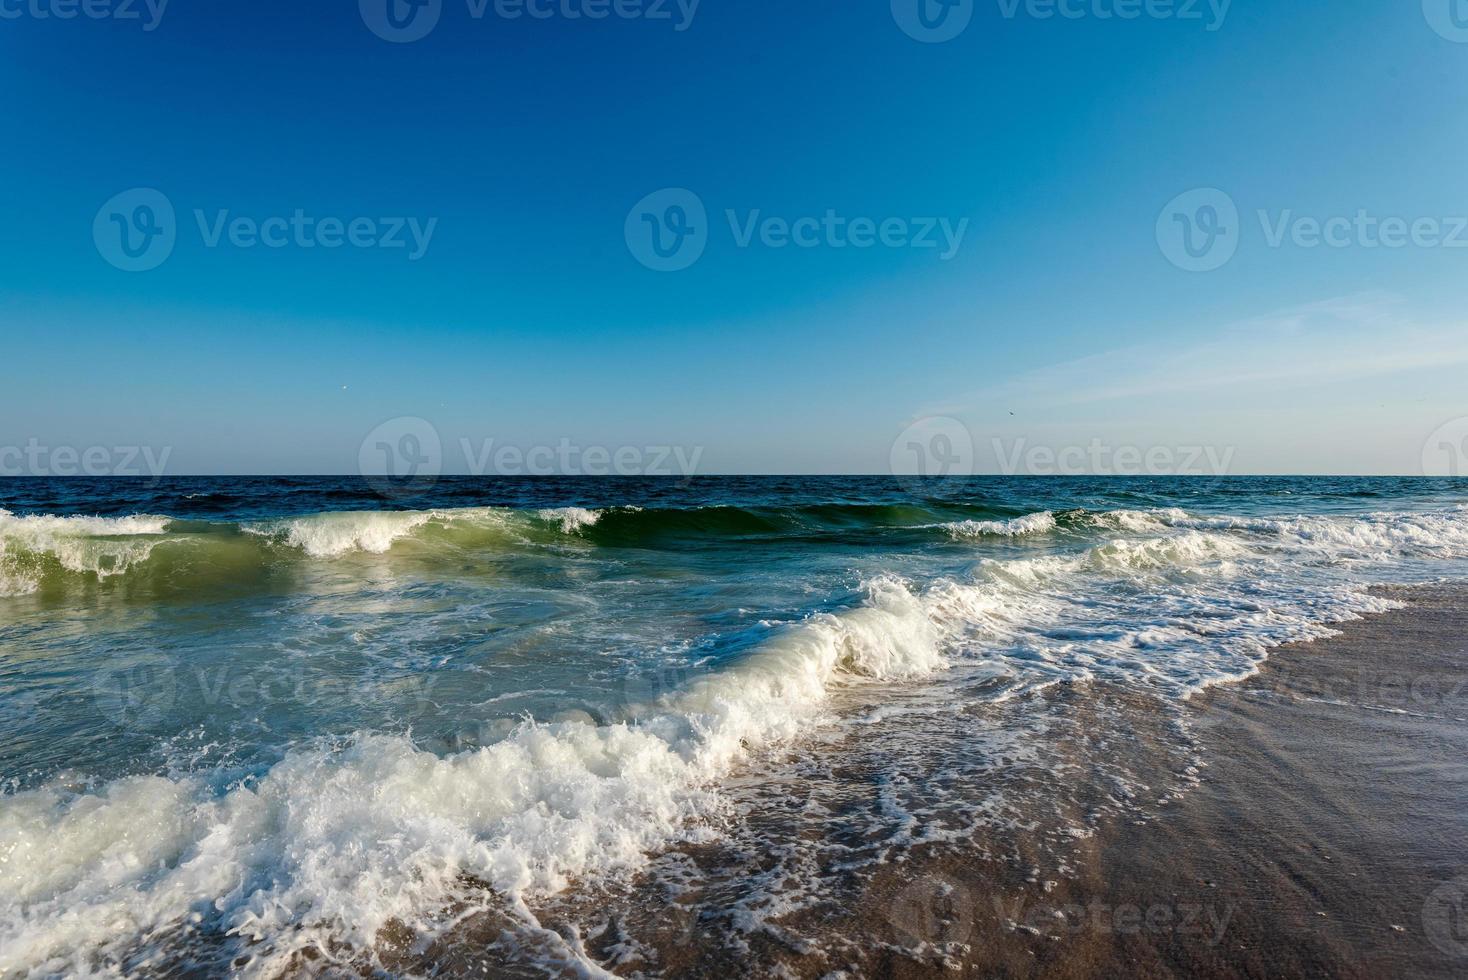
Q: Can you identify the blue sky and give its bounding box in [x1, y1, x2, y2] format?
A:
[2, 0, 1466, 475]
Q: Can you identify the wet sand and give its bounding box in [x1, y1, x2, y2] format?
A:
[850, 582, 1468, 978]
[396, 584, 1468, 977]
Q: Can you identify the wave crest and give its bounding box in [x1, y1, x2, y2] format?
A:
[535, 507, 603, 535]
[0, 573, 965, 976]
[0, 509, 172, 594]
[944, 511, 1056, 539]
[243, 510, 446, 557]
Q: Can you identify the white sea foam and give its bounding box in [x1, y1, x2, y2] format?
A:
[242, 508, 521, 558]
[0, 510, 171, 540]
[0, 539, 1273, 971]
[243, 510, 440, 557]
[538, 507, 603, 534]
[1085, 529, 1250, 573]
[1166, 507, 1468, 559]
[944, 511, 1056, 539]
[0, 574, 958, 977]
[1087, 506, 1468, 560]
[963, 521, 1410, 697]
[6, 503, 1468, 973]
[0, 540, 39, 597]
[0, 509, 172, 591]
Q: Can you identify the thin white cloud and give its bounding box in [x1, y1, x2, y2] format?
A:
[923, 294, 1468, 418]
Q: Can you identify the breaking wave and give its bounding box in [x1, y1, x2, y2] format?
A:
[4, 492, 1468, 973]
[944, 510, 1057, 539]
[0, 574, 958, 977]
[0, 510, 173, 595]
[5, 503, 1468, 598]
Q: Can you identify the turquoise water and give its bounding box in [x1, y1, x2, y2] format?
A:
[1, 476, 1466, 975]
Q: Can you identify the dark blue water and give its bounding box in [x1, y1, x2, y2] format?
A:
[0, 474, 1454, 522]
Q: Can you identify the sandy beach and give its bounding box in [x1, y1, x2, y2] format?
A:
[375, 586, 1468, 974]
[488, 582, 1468, 978]
[814, 582, 1468, 978]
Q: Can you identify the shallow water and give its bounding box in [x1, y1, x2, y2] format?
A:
[1, 476, 1466, 976]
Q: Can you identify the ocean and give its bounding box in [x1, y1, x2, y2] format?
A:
[1, 475, 1466, 976]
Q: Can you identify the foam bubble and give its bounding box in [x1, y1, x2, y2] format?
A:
[243, 510, 440, 557]
[1085, 530, 1249, 573]
[538, 507, 603, 535]
[0, 540, 39, 597]
[242, 508, 521, 558]
[0, 574, 958, 977]
[1163, 507, 1468, 559]
[6, 500, 1468, 972]
[1086, 506, 1468, 561]
[0, 509, 172, 586]
[944, 511, 1056, 539]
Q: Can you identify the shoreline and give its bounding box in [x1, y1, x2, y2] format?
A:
[504, 582, 1468, 978]
[15, 574, 1466, 977]
[860, 581, 1468, 978]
